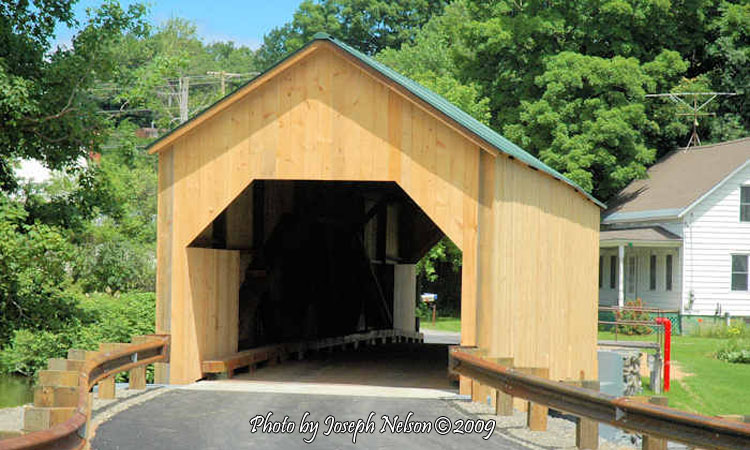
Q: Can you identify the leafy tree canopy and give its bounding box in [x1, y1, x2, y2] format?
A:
[383, 0, 750, 200]
[256, 0, 449, 68]
[0, 0, 147, 190]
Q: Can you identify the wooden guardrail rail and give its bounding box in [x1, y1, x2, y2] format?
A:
[0, 334, 170, 450]
[203, 329, 423, 378]
[450, 346, 750, 450]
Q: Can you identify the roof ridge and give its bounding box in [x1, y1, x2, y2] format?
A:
[320, 35, 605, 208]
[146, 32, 605, 209]
[682, 136, 750, 151]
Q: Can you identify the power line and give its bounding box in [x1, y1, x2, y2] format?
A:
[92, 70, 260, 125]
[206, 71, 259, 96]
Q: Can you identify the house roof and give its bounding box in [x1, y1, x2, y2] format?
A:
[145, 32, 604, 209]
[600, 226, 682, 245]
[603, 137, 750, 223]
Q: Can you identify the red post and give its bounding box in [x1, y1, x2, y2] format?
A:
[655, 318, 671, 392]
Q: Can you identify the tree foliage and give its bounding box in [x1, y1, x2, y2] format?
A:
[435, 0, 750, 200]
[104, 18, 258, 129]
[503, 50, 688, 196]
[256, 0, 449, 68]
[0, 0, 147, 190]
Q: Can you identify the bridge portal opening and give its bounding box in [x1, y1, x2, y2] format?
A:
[188, 180, 460, 358]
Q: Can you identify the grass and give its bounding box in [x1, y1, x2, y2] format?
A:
[599, 330, 750, 415]
[419, 316, 461, 333]
[415, 319, 750, 415]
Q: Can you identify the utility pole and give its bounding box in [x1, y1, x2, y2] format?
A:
[646, 92, 737, 150]
[178, 76, 190, 124]
[207, 71, 259, 97]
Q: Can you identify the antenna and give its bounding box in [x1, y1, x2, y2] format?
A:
[646, 92, 737, 150]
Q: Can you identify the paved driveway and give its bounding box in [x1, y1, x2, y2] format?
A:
[92, 389, 526, 449]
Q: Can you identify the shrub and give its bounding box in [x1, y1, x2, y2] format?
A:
[615, 298, 653, 335]
[0, 329, 77, 377]
[690, 318, 748, 338]
[717, 338, 750, 364]
[73, 223, 155, 294]
[0, 291, 156, 379]
[0, 199, 82, 343]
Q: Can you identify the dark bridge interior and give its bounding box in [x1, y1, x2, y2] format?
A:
[189, 180, 447, 351]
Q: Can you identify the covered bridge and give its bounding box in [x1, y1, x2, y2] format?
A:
[148, 33, 603, 385]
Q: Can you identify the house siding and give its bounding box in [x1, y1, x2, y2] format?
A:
[599, 247, 681, 310]
[683, 163, 750, 315]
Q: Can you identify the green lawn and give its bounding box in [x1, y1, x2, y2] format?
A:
[599, 331, 750, 415]
[419, 316, 461, 333]
[415, 322, 749, 415]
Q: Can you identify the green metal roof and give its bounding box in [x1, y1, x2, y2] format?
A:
[147, 32, 605, 208]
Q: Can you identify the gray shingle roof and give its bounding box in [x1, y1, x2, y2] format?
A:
[600, 226, 682, 243]
[604, 137, 750, 223]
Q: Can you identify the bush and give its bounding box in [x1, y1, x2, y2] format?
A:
[615, 298, 654, 335]
[717, 338, 750, 364]
[0, 291, 156, 378]
[690, 318, 748, 338]
[0, 199, 83, 343]
[0, 329, 77, 377]
[73, 222, 155, 294]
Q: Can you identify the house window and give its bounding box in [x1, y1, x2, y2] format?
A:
[610, 255, 617, 289]
[741, 186, 750, 222]
[666, 254, 673, 291]
[732, 255, 748, 291]
[649, 255, 657, 290]
[599, 256, 603, 288]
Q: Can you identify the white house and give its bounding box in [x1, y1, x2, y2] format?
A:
[600, 137, 750, 317]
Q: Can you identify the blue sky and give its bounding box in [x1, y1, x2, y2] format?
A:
[55, 0, 305, 49]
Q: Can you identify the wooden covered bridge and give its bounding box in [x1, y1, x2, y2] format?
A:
[147, 33, 603, 386]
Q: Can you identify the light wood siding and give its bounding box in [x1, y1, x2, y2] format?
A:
[177, 248, 240, 379]
[684, 164, 750, 315]
[156, 43, 600, 383]
[161, 47, 480, 383]
[480, 156, 600, 381]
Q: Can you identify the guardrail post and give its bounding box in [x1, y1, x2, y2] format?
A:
[488, 357, 514, 416]
[576, 380, 600, 449]
[516, 367, 549, 431]
[470, 350, 490, 404]
[642, 396, 668, 450]
[129, 336, 150, 390]
[98, 343, 127, 399]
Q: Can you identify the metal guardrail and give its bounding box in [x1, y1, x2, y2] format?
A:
[450, 347, 750, 450]
[0, 334, 170, 450]
[597, 340, 660, 350]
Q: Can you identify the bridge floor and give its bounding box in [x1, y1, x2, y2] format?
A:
[91, 333, 528, 449]
[91, 388, 525, 449]
[229, 340, 455, 390]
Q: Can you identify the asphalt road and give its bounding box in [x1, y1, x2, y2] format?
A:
[92, 340, 526, 449]
[91, 389, 526, 449]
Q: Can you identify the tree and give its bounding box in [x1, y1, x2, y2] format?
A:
[706, 1, 750, 138]
[377, 1, 491, 124]
[256, 0, 449, 68]
[503, 51, 689, 199]
[108, 18, 259, 129]
[0, 197, 80, 342]
[0, 0, 147, 191]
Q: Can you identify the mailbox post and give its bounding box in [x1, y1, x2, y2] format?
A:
[421, 293, 437, 326]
